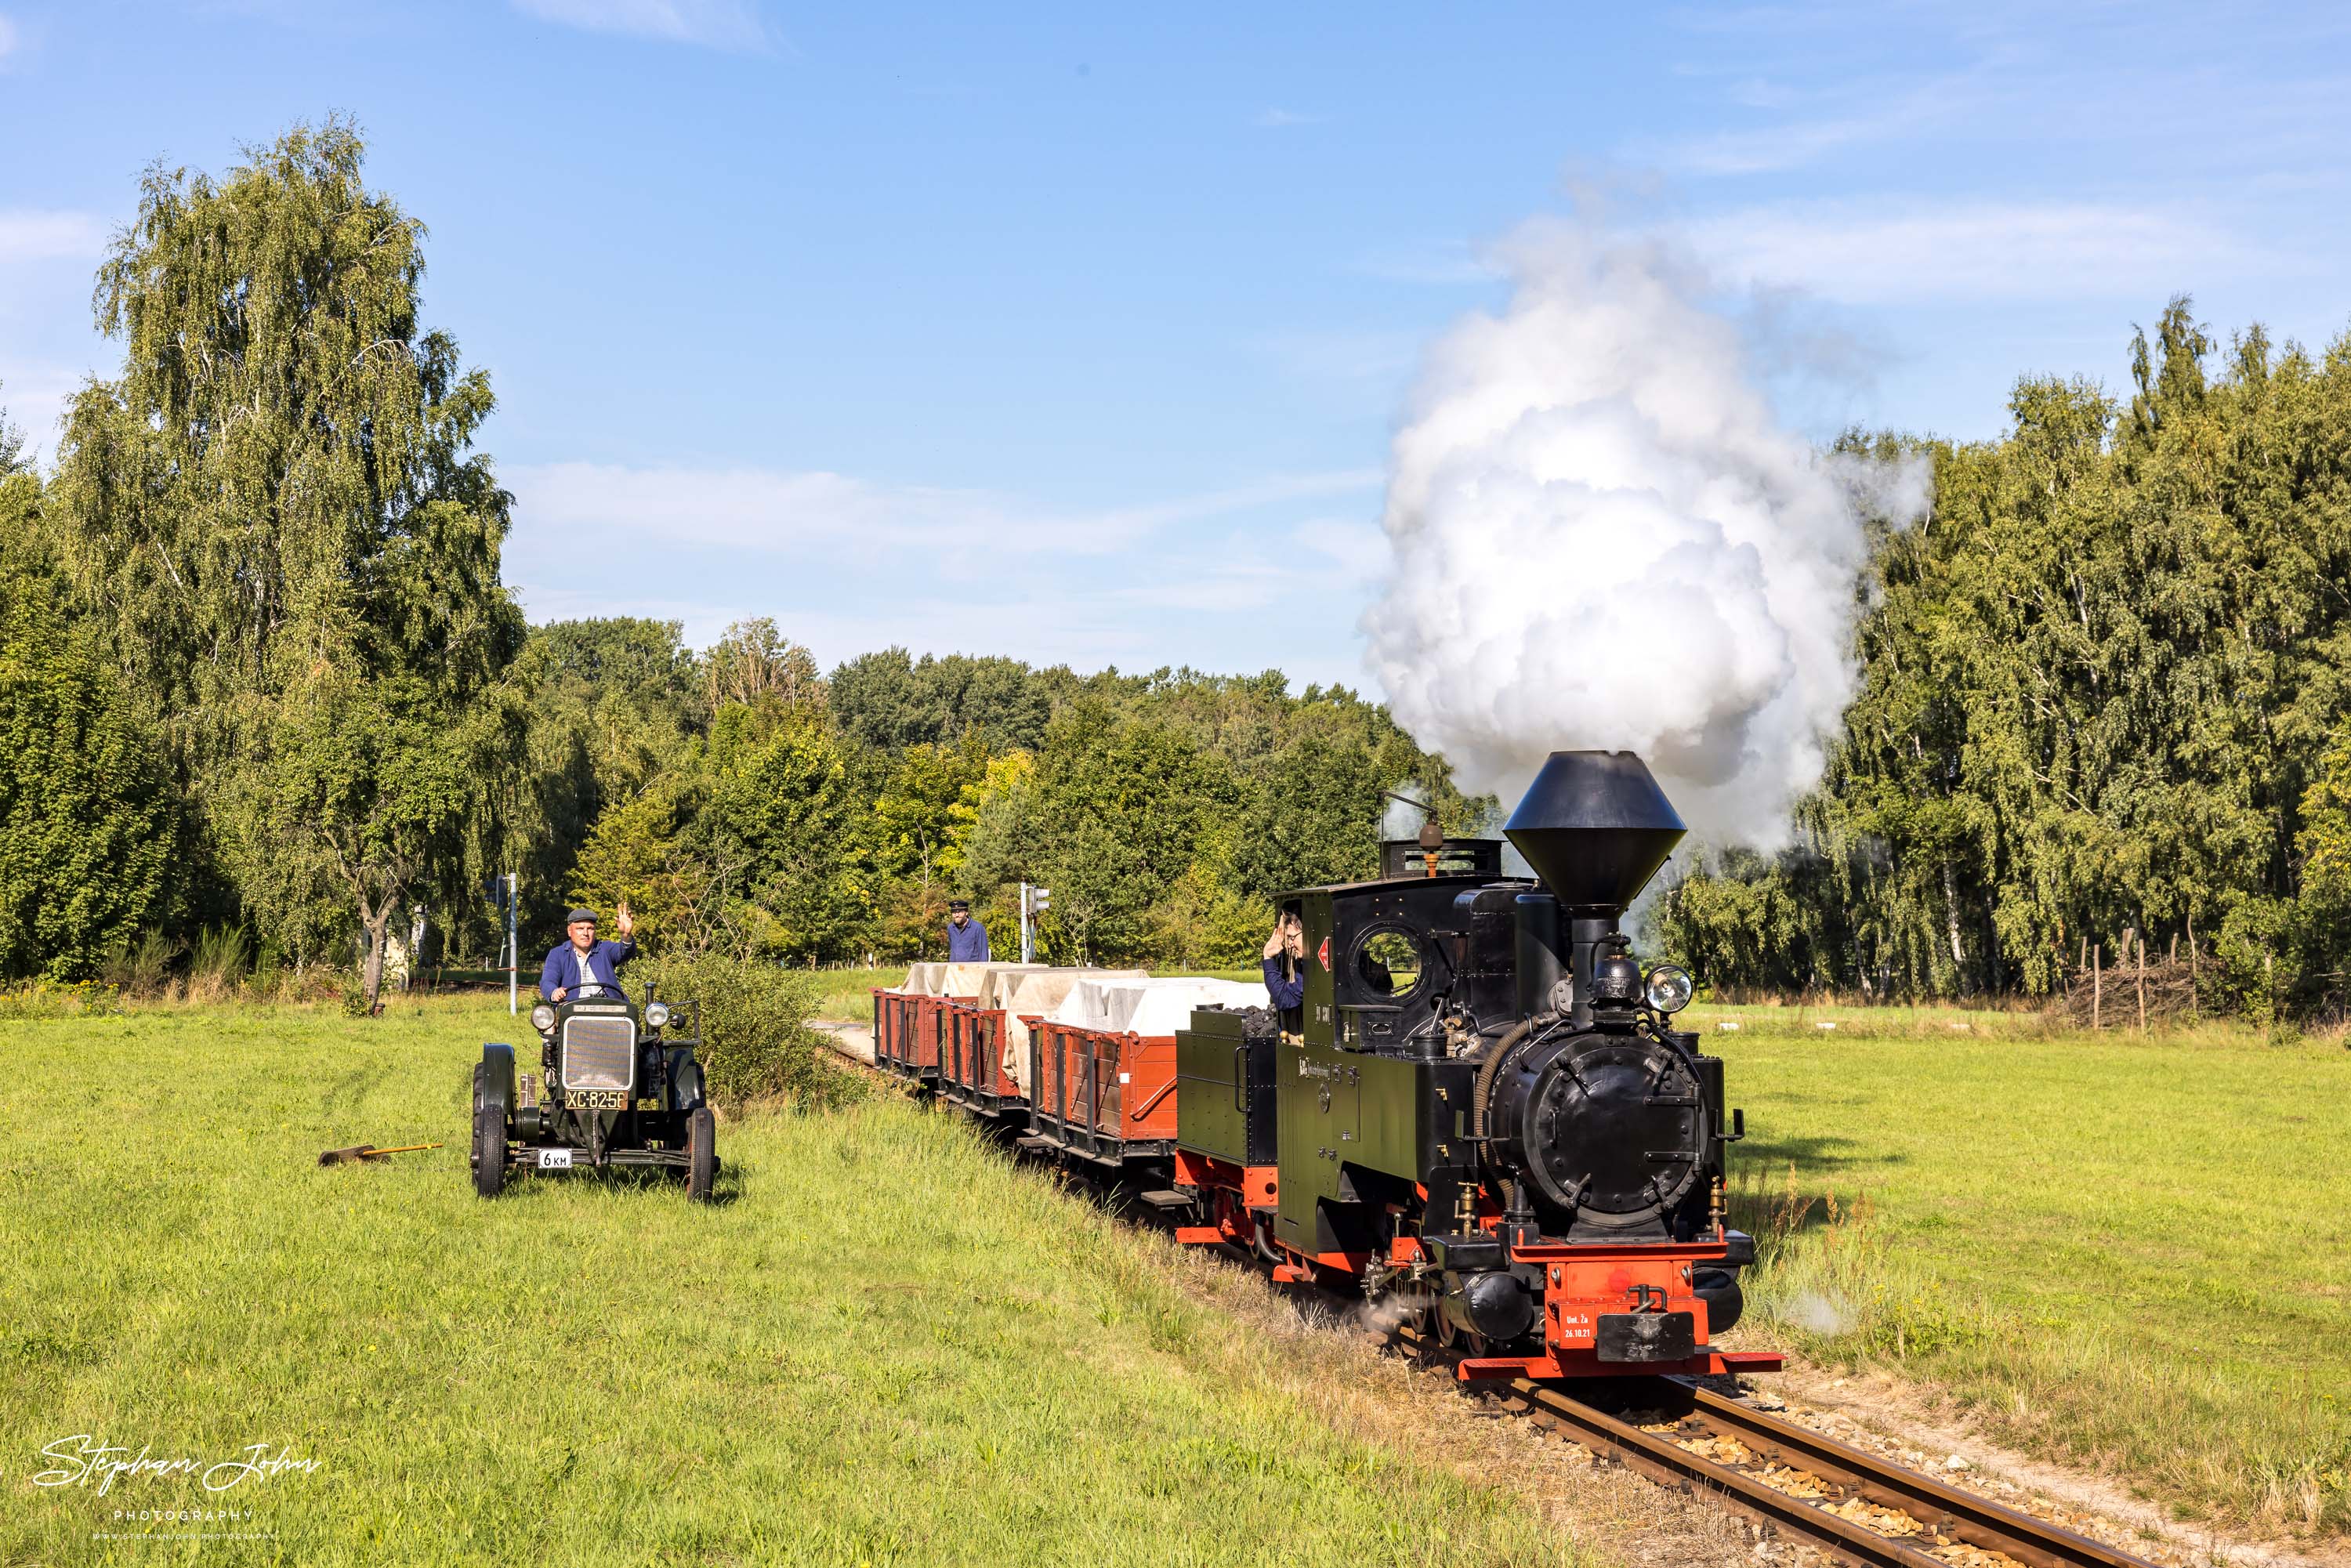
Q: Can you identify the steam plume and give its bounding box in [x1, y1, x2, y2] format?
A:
[1367, 220, 1929, 846]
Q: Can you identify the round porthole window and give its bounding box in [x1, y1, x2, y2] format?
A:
[1353, 927, 1425, 1001]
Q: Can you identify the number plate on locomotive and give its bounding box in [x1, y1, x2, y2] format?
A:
[571, 1089, 626, 1109]
[537, 1148, 572, 1169]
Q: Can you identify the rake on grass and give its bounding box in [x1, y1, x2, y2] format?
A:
[317, 1142, 444, 1166]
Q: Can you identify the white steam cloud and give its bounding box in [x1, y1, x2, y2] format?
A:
[1367, 220, 1930, 846]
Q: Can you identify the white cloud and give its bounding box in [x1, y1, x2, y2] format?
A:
[0, 15, 18, 62]
[504, 461, 1379, 558]
[1682, 199, 2275, 304]
[1255, 108, 1324, 129]
[510, 0, 770, 50]
[0, 210, 106, 264]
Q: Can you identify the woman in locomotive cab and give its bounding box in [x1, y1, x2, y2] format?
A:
[1260, 904, 1306, 1033]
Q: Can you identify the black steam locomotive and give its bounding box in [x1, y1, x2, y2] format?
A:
[1172, 749, 1766, 1379]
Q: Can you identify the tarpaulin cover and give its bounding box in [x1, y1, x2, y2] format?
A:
[940, 961, 1044, 1000]
[997, 968, 1148, 1093]
[1045, 976, 1270, 1039]
[893, 962, 945, 996]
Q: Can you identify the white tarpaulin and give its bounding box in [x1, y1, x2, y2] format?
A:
[995, 968, 1149, 1094]
[1045, 976, 1270, 1039]
[893, 962, 945, 996]
[940, 961, 1045, 999]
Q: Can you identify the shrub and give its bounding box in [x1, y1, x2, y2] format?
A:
[99, 929, 181, 997]
[641, 950, 833, 1110]
[188, 925, 251, 1002]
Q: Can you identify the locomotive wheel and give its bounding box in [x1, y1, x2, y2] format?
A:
[686, 1107, 716, 1203]
[471, 1066, 506, 1200]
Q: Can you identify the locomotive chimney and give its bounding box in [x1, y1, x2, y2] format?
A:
[1504, 751, 1686, 1023]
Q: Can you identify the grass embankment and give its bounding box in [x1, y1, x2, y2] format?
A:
[2, 999, 1578, 1566]
[1693, 1004, 2351, 1537]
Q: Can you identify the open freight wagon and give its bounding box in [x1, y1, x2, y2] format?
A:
[1023, 977, 1266, 1165]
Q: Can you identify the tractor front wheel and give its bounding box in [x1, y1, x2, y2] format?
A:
[471, 1063, 507, 1199]
[686, 1106, 716, 1203]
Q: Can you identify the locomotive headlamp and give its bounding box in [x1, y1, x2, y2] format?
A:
[1643, 965, 1694, 1014]
[644, 1001, 672, 1030]
[530, 1002, 557, 1032]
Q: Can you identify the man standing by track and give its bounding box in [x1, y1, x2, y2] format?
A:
[945, 898, 991, 961]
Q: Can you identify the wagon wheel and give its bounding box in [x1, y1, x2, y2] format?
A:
[686, 1106, 716, 1203]
[471, 1064, 505, 1200]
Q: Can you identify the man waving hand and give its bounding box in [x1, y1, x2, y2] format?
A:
[542, 902, 637, 1002]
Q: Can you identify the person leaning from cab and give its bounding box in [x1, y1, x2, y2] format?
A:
[541, 902, 636, 1002]
[1261, 911, 1305, 1032]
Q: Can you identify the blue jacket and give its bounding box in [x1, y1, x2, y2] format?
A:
[541, 937, 637, 1000]
[1262, 955, 1304, 1012]
[946, 918, 991, 961]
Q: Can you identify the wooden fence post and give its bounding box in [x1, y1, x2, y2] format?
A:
[2092, 943, 2102, 1030]
[2136, 931, 2147, 1034]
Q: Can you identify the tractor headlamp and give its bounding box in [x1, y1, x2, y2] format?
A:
[1643, 965, 1694, 1015]
[644, 1001, 672, 1030]
[530, 1003, 557, 1032]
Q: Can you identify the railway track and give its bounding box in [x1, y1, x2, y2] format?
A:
[1393, 1327, 2156, 1568]
[826, 1031, 2160, 1568]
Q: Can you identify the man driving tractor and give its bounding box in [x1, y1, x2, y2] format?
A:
[541, 902, 636, 1002]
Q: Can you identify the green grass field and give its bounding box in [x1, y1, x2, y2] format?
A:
[1697, 1005, 2351, 1536]
[0, 1000, 1578, 1566]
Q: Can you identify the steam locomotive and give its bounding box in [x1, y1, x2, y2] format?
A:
[879, 750, 1777, 1385]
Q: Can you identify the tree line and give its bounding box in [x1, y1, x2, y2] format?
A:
[1657, 301, 2351, 1019]
[0, 121, 1475, 1006]
[10, 120, 2351, 1018]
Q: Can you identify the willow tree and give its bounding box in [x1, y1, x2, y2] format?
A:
[49, 120, 525, 1003]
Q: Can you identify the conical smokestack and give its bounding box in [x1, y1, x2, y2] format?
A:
[1503, 751, 1686, 911]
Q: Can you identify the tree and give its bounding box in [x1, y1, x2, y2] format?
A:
[828, 647, 1052, 753]
[516, 617, 706, 942]
[47, 119, 526, 1004]
[1669, 301, 2351, 1008]
[705, 617, 823, 712]
[0, 473, 179, 980]
[705, 712, 868, 961]
[1026, 704, 1242, 962]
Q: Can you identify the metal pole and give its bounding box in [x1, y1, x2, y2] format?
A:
[507, 872, 518, 1016]
[1019, 882, 1033, 964]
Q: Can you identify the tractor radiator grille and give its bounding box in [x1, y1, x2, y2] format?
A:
[561, 1015, 636, 1093]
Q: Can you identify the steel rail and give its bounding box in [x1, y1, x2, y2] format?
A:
[1393, 1329, 2157, 1568]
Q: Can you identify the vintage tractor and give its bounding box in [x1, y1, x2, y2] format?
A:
[471, 987, 719, 1201]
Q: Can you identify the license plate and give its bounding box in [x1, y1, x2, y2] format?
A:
[537, 1148, 572, 1170]
[572, 1089, 625, 1109]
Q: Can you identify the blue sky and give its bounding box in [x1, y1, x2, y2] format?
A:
[3, 2, 2347, 686]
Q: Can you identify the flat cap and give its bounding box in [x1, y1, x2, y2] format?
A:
[947, 899, 970, 911]
[565, 907, 598, 925]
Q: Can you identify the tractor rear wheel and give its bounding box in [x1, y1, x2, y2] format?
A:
[686, 1106, 716, 1203]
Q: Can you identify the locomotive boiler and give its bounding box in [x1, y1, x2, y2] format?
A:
[1168, 749, 1773, 1382]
